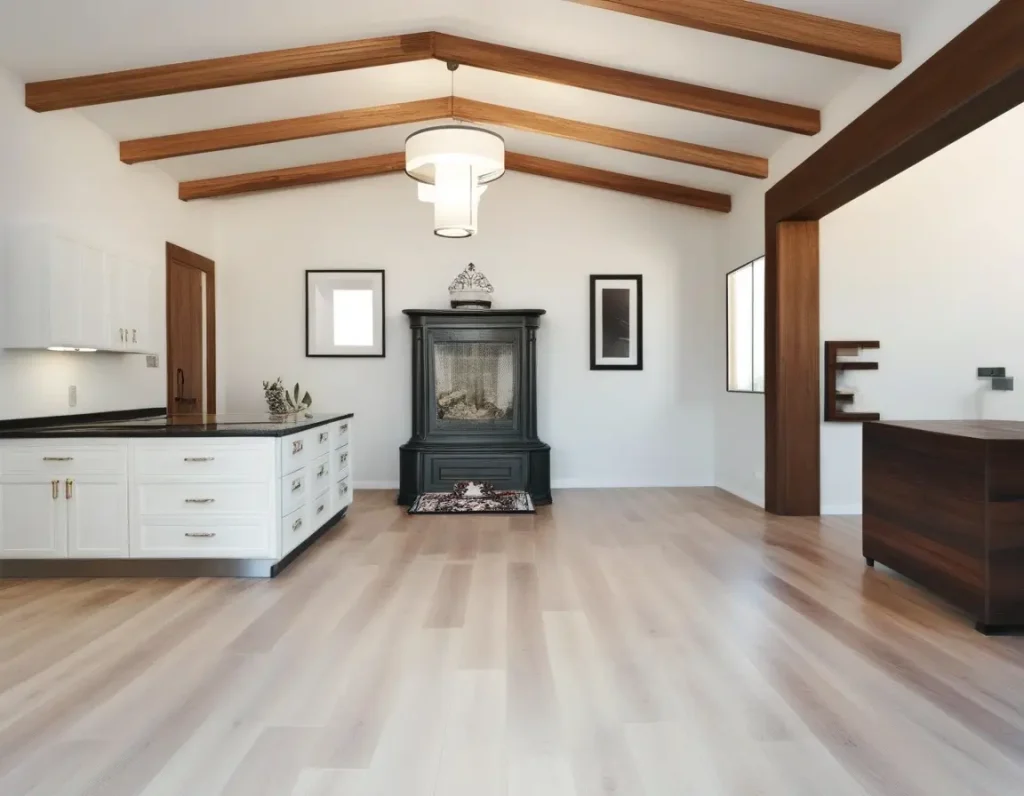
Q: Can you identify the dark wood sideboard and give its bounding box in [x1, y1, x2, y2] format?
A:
[864, 420, 1024, 633]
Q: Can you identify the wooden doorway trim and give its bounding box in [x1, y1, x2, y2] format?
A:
[166, 242, 216, 414]
[764, 0, 1024, 516]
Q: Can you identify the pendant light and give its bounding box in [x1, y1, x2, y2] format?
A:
[405, 62, 505, 238]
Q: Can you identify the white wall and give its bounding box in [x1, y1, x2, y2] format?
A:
[211, 172, 722, 489]
[713, 0, 1001, 509]
[0, 65, 215, 420]
[821, 102, 1024, 513]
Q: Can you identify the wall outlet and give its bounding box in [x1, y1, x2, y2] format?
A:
[68, 385, 77, 407]
[978, 367, 1006, 378]
[146, 354, 159, 368]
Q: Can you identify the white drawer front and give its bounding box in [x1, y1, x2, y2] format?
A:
[1, 445, 127, 476]
[330, 418, 351, 450]
[282, 504, 308, 556]
[311, 426, 332, 459]
[280, 467, 309, 517]
[332, 476, 352, 515]
[137, 483, 270, 517]
[334, 445, 351, 480]
[134, 520, 272, 558]
[280, 432, 311, 476]
[134, 444, 272, 481]
[311, 490, 331, 532]
[310, 453, 332, 495]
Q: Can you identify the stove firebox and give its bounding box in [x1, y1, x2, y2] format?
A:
[398, 309, 551, 505]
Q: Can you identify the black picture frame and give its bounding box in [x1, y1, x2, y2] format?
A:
[305, 269, 386, 358]
[589, 274, 643, 371]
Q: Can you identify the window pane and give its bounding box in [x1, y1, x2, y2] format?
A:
[752, 257, 765, 392]
[727, 265, 754, 391]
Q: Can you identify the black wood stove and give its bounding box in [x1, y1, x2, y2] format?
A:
[398, 309, 552, 505]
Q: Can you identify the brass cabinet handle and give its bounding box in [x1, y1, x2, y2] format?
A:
[340, 452, 349, 465]
[184, 457, 215, 462]
[340, 483, 349, 495]
[319, 431, 329, 443]
[291, 479, 302, 492]
[292, 518, 303, 531]
[119, 328, 124, 342]
[318, 464, 328, 478]
[185, 498, 215, 504]
[132, 329, 137, 343]
[43, 456, 74, 462]
[317, 504, 325, 515]
[292, 440, 304, 455]
[185, 532, 216, 538]
[52, 480, 59, 499]
[65, 479, 73, 499]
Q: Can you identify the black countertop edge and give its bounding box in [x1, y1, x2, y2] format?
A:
[0, 412, 354, 439]
[0, 407, 165, 432]
[402, 309, 546, 316]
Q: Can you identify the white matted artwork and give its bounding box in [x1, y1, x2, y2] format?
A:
[306, 270, 385, 357]
[589, 274, 643, 370]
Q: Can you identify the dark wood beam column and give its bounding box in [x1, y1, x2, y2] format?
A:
[765, 220, 819, 516]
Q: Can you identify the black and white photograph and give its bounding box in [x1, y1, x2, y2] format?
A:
[306, 269, 386, 357]
[589, 274, 643, 370]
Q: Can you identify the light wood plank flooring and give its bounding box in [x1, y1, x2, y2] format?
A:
[2, 488, 1024, 795]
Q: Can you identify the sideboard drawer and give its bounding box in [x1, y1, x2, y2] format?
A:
[280, 467, 309, 517]
[424, 453, 527, 493]
[134, 444, 272, 481]
[334, 445, 351, 480]
[137, 483, 269, 516]
[310, 453, 332, 495]
[282, 504, 308, 556]
[280, 432, 311, 476]
[330, 418, 351, 450]
[1, 444, 127, 476]
[134, 519, 273, 558]
[311, 426, 332, 459]
[311, 490, 331, 531]
[332, 476, 352, 515]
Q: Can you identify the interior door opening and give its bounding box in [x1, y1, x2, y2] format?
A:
[166, 243, 216, 416]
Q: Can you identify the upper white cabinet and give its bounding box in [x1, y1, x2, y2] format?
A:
[2, 226, 153, 354]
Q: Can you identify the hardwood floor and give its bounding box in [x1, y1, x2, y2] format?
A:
[1, 488, 1023, 795]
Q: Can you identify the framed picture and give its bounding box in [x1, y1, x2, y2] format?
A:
[590, 275, 643, 370]
[305, 270, 385, 357]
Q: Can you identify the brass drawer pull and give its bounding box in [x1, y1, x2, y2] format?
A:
[318, 464, 328, 478]
[291, 479, 303, 492]
[340, 483, 349, 495]
[185, 498, 215, 504]
[340, 424, 349, 432]
[184, 457, 215, 463]
[43, 456, 74, 462]
[185, 532, 216, 538]
[317, 504, 325, 515]
[340, 453, 349, 464]
[292, 517, 303, 531]
[292, 440, 304, 455]
[65, 479, 74, 499]
[319, 431, 329, 443]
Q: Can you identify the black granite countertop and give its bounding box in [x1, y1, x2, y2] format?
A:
[0, 411, 353, 439]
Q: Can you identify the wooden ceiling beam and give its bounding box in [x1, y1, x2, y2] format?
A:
[25, 33, 435, 111]
[178, 150, 732, 211]
[27, 31, 820, 135]
[453, 97, 767, 178]
[569, 0, 902, 69]
[121, 97, 452, 163]
[433, 33, 820, 134]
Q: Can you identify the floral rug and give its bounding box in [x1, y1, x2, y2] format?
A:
[408, 481, 535, 515]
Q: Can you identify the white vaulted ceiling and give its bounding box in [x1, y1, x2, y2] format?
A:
[0, 0, 961, 203]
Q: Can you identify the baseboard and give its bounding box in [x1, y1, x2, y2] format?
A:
[550, 479, 713, 490]
[822, 504, 862, 516]
[715, 481, 765, 509]
[354, 481, 400, 490]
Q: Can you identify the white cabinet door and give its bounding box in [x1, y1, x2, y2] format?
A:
[124, 261, 150, 352]
[67, 477, 129, 558]
[107, 254, 129, 350]
[0, 478, 66, 558]
[78, 242, 110, 350]
[48, 234, 82, 348]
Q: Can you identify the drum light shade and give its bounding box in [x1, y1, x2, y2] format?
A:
[406, 125, 505, 238]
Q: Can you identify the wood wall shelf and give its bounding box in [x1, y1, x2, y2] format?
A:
[825, 341, 880, 422]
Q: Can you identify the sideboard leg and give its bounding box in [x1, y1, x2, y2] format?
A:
[865, 557, 875, 567]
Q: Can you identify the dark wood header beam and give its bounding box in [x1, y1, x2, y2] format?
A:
[121, 97, 452, 163]
[433, 33, 819, 134]
[28, 31, 821, 135]
[453, 97, 768, 178]
[763, 0, 1024, 516]
[178, 150, 732, 211]
[569, 0, 902, 69]
[25, 33, 435, 112]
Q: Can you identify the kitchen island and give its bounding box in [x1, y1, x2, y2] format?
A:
[0, 411, 353, 577]
[864, 420, 1024, 633]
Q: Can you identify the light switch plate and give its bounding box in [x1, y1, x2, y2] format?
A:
[68, 385, 77, 407]
[146, 354, 159, 368]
